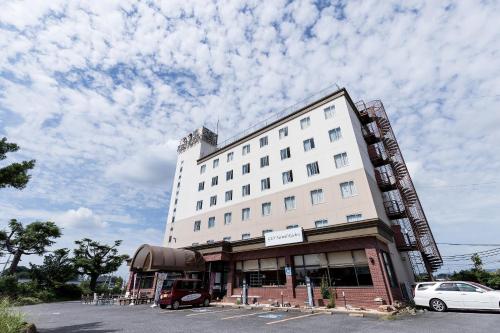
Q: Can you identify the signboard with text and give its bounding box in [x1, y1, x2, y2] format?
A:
[265, 227, 304, 247]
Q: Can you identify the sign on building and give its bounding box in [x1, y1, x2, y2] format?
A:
[265, 227, 304, 246]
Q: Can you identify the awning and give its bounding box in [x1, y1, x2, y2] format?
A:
[130, 244, 205, 272]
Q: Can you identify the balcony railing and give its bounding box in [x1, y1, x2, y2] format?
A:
[384, 200, 406, 218]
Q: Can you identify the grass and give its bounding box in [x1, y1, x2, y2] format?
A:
[0, 298, 26, 333]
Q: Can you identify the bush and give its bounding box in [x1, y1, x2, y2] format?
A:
[14, 297, 42, 306]
[0, 298, 25, 333]
[0, 276, 18, 298]
[326, 289, 336, 309]
[33, 290, 56, 302]
[320, 277, 330, 299]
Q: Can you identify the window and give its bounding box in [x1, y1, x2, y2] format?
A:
[278, 127, 288, 139]
[261, 202, 271, 216]
[334, 152, 349, 169]
[280, 147, 291, 160]
[242, 208, 250, 221]
[234, 257, 286, 287]
[303, 138, 315, 151]
[227, 152, 234, 162]
[324, 105, 335, 119]
[242, 184, 250, 197]
[260, 155, 269, 168]
[329, 127, 342, 142]
[196, 200, 203, 211]
[262, 229, 273, 236]
[210, 195, 217, 206]
[282, 170, 293, 184]
[456, 283, 479, 292]
[261, 177, 270, 191]
[436, 283, 460, 292]
[226, 170, 233, 181]
[287, 224, 299, 229]
[193, 220, 201, 231]
[315, 219, 328, 228]
[198, 181, 205, 191]
[225, 190, 233, 202]
[213, 158, 219, 168]
[241, 233, 251, 240]
[310, 189, 324, 205]
[381, 251, 398, 288]
[284, 196, 296, 211]
[224, 212, 232, 225]
[260, 136, 268, 147]
[223, 236, 231, 242]
[200, 165, 206, 174]
[211, 176, 218, 186]
[300, 116, 311, 129]
[242, 144, 250, 155]
[306, 161, 320, 177]
[346, 214, 362, 222]
[340, 181, 357, 198]
[208, 217, 215, 228]
[242, 163, 250, 175]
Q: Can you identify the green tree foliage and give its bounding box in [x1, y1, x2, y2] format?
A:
[450, 253, 499, 289]
[73, 239, 129, 292]
[0, 137, 35, 190]
[0, 219, 61, 275]
[471, 253, 483, 271]
[30, 248, 76, 288]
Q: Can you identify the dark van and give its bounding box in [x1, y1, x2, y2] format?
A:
[159, 278, 211, 310]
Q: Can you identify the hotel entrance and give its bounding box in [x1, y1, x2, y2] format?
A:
[207, 261, 229, 300]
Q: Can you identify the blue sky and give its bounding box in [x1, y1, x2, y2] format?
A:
[1, 0, 499, 277]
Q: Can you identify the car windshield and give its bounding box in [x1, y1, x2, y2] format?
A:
[162, 279, 174, 290]
[469, 282, 493, 291]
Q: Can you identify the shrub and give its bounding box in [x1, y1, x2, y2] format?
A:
[33, 290, 56, 302]
[326, 289, 336, 309]
[320, 277, 330, 299]
[0, 276, 18, 298]
[14, 297, 42, 306]
[0, 298, 25, 333]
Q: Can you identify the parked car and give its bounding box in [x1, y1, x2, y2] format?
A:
[414, 281, 500, 312]
[159, 278, 211, 310]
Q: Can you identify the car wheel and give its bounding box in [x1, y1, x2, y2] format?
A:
[430, 298, 447, 312]
[172, 300, 180, 310]
[159, 304, 167, 309]
[203, 298, 210, 307]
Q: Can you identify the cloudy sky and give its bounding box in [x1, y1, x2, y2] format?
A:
[1, 0, 499, 276]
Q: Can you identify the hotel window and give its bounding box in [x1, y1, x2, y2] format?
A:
[303, 138, 315, 152]
[227, 151, 234, 162]
[223, 236, 231, 242]
[346, 214, 362, 222]
[210, 195, 217, 206]
[224, 212, 232, 225]
[208, 217, 215, 228]
[261, 177, 270, 191]
[242, 184, 250, 197]
[196, 200, 203, 211]
[241, 233, 251, 240]
[211, 176, 218, 186]
[310, 189, 324, 205]
[300, 116, 311, 129]
[279, 126, 288, 139]
[334, 152, 349, 169]
[226, 170, 233, 181]
[306, 161, 320, 177]
[262, 229, 273, 236]
[284, 196, 296, 211]
[242, 144, 250, 156]
[280, 147, 291, 160]
[259, 136, 268, 147]
[261, 202, 271, 216]
[193, 220, 201, 232]
[260, 155, 269, 168]
[200, 165, 206, 174]
[340, 181, 357, 198]
[225, 190, 233, 202]
[324, 105, 335, 119]
[314, 219, 328, 228]
[198, 181, 205, 191]
[213, 158, 219, 168]
[381, 251, 398, 287]
[234, 257, 286, 287]
[329, 127, 342, 142]
[282, 170, 293, 184]
[242, 208, 250, 221]
[242, 163, 250, 175]
[287, 224, 299, 229]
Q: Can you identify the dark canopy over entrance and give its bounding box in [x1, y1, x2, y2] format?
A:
[130, 244, 205, 272]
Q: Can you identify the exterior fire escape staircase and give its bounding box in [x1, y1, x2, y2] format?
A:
[356, 100, 443, 279]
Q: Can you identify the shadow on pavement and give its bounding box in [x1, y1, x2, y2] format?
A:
[41, 322, 119, 333]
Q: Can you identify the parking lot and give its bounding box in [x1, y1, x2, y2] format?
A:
[20, 301, 500, 333]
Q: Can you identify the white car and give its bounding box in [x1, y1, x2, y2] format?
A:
[414, 281, 500, 312]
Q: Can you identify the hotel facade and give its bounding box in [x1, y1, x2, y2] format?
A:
[130, 88, 442, 308]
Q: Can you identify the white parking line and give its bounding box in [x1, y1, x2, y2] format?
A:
[266, 312, 322, 325]
[159, 308, 192, 314]
[221, 311, 269, 320]
[186, 309, 238, 316]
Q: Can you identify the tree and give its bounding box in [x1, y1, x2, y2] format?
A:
[30, 248, 76, 288]
[471, 253, 483, 271]
[73, 238, 129, 292]
[0, 137, 36, 190]
[0, 219, 61, 275]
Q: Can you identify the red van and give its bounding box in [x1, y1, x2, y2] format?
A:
[159, 278, 211, 310]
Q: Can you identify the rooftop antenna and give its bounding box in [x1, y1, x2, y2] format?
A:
[216, 117, 219, 137]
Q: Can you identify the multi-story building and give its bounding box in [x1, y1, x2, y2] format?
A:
[134, 88, 442, 308]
